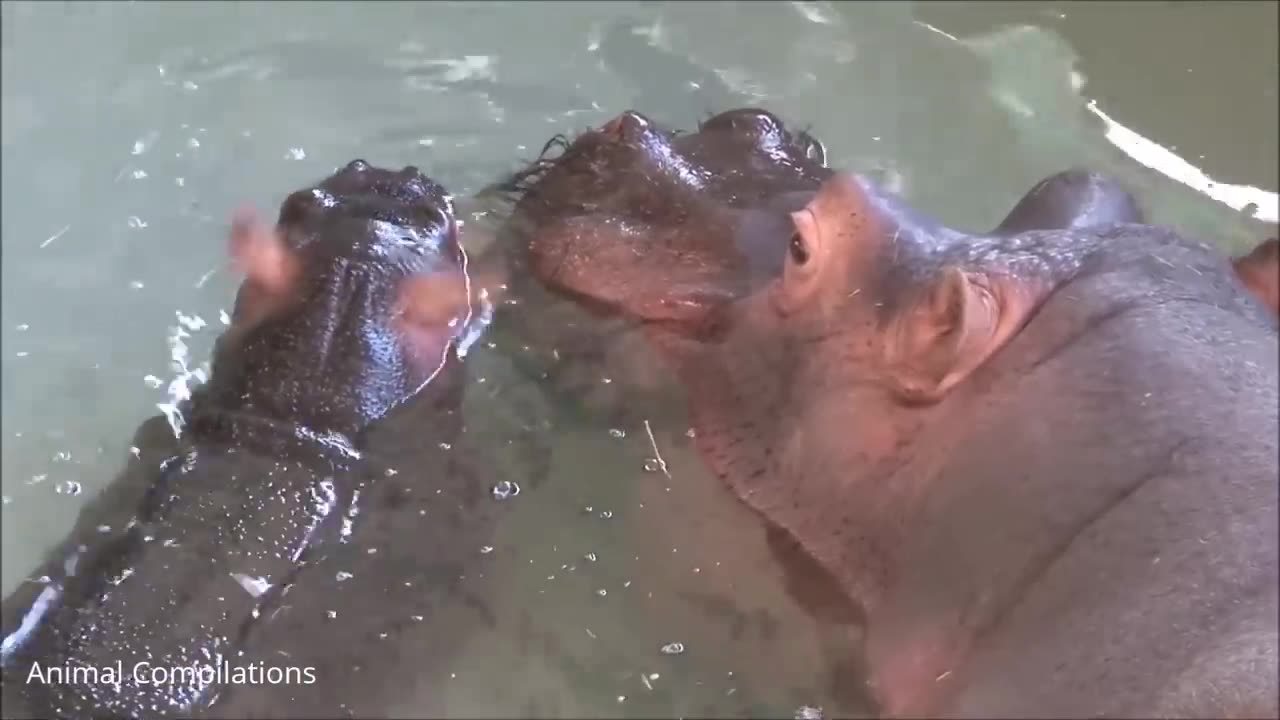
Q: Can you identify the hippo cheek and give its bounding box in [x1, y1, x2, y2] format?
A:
[393, 270, 474, 382]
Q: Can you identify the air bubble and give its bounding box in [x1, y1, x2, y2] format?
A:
[491, 480, 520, 500]
[659, 642, 685, 655]
[608, 428, 626, 438]
[57, 481, 83, 496]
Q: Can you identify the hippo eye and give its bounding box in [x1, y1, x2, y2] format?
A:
[789, 233, 810, 265]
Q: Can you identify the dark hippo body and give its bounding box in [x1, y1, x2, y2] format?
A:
[1, 160, 518, 718]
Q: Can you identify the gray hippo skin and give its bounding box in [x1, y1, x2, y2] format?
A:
[663, 174, 1279, 717]
[1, 160, 511, 719]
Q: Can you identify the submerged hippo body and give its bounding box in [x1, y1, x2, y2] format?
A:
[665, 174, 1279, 717]
[1, 160, 511, 718]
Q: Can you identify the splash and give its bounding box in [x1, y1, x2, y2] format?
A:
[155, 311, 212, 438]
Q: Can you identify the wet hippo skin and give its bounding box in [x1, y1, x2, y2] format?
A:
[659, 173, 1279, 718]
[1, 160, 516, 719]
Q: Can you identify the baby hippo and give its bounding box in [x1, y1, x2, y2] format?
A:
[1, 160, 495, 718]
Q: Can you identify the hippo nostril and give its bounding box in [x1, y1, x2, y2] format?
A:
[799, 133, 827, 166]
[702, 108, 785, 144]
[602, 111, 651, 141]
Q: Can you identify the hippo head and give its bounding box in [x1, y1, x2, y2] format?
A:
[499, 108, 831, 326]
[204, 159, 478, 437]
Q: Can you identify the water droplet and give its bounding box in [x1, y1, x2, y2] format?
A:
[2, 496, 10, 505]
[131, 169, 148, 180]
[129, 280, 145, 290]
[659, 642, 685, 655]
[608, 428, 626, 438]
[176, 177, 186, 187]
[642, 458, 661, 473]
[97, 524, 111, 532]
[143, 375, 163, 389]
[480, 546, 494, 554]
[599, 510, 613, 519]
[286, 147, 306, 160]
[384, 467, 399, 477]
[685, 428, 696, 438]
[127, 216, 148, 229]
[27, 474, 47, 485]
[584, 552, 597, 562]
[438, 442, 452, 450]
[596, 588, 608, 597]
[617, 696, 626, 704]
[182, 80, 199, 91]
[335, 571, 353, 582]
[327, 610, 337, 619]
[491, 480, 520, 500]
[15, 324, 28, 331]
[187, 138, 200, 149]
[795, 705, 824, 720]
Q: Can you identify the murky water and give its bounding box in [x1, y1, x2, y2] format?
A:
[2, 1, 1275, 717]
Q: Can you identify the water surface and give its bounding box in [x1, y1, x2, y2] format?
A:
[2, 1, 1275, 717]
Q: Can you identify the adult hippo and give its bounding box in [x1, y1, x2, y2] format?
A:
[1, 160, 523, 718]
[480, 118, 1278, 716]
[654, 173, 1278, 717]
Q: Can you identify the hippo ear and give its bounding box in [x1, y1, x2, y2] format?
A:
[888, 267, 1033, 403]
[1233, 238, 1279, 317]
[229, 207, 300, 297]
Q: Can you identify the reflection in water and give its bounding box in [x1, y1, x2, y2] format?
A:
[2, 1, 1275, 717]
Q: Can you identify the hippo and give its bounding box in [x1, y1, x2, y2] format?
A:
[479, 113, 1278, 716]
[1, 160, 524, 718]
[655, 174, 1279, 717]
